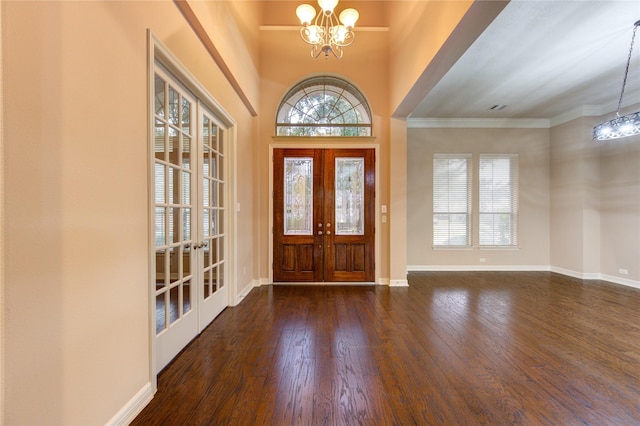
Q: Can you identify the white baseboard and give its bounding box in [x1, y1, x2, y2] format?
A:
[407, 264, 550, 272]
[106, 382, 154, 426]
[599, 274, 640, 289]
[390, 279, 409, 287]
[551, 267, 640, 289]
[406, 265, 640, 290]
[259, 277, 271, 286]
[234, 279, 257, 306]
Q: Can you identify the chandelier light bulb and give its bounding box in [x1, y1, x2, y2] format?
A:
[317, 0, 338, 14]
[332, 25, 348, 43]
[339, 8, 359, 29]
[296, 4, 316, 26]
[308, 25, 321, 43]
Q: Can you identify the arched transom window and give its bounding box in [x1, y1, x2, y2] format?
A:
[276, 76, 372, 137]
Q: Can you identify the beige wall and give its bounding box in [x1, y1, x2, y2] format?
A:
[549, 118, 598, 274]
[2, 0, 259, 424]
[407, 127, 551, 268]
[406, 114, 640, 286]
[550, 108, 640, 283]
[599, 119, 640, 282]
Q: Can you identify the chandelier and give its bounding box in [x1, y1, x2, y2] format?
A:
[295, 0, 359, 59]
[593, 20, 640, 141]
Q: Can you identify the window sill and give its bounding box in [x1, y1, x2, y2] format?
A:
[272, 136, 377, 142]
[432, 246, 520, 251]
[433, 246, 473, 251]
[479, 246, 520, 250]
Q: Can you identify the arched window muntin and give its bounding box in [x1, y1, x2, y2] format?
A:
[276, 76, 372, 137]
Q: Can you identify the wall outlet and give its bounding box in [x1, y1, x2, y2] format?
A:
[619, 268, 629, 275]
[479, 258, 486, 263]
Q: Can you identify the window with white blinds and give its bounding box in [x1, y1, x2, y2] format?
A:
[479, 154, 518, 246]
[433, 154, 472, 247]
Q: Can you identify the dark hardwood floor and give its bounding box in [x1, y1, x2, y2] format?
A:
[132, 272, 640, 425]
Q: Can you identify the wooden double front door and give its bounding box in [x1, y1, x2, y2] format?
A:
[274, 148, 374, 282]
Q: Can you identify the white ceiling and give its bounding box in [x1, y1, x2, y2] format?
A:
[409, 0, 640, 120]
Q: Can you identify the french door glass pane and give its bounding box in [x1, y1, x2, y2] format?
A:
[335, 157, 364, 235]
[155, 121, 165, 159]
[168, 87, 179, 125]
[155, 207, 165, 246]
[154, 75, 165, 117]
[182, 137, 191, 169]
[183, 280, 192, 314]
[181, 98, 191, 134]
[169, 286, 179, 325]
[284, 157, 313, 235]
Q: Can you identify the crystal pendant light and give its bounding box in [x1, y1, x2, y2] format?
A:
[593, 20, 640, 141]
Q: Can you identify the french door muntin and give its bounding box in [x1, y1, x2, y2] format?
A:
[153, 66, 227, 372]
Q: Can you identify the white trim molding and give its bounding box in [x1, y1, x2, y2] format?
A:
[389, 279, 409, 287]
[408, 264, 550, 272]
[105, 383, 154, 426]
[407, 118, 549, 129]
[234, 280, 258, 306]
[407, 265, 640, 290]
[551, 267, 640, 289]
[407, 92, 640, 130]
[259, 277, 271, 286]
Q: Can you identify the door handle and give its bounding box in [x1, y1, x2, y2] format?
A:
[326, 230, 331, 235]
[317, 231, 323, 235]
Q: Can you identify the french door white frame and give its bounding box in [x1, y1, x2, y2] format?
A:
[268, 141, 381, 285]
[147, 31, 238, 388]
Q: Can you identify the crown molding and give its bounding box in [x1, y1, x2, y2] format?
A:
[549, 105, 604, 127]
[407, 118, 550, 129]
[259, 25, 388, 32]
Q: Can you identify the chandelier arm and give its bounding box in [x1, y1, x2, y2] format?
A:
[331, 45, 344, 59]
[616, 20, 640, 117]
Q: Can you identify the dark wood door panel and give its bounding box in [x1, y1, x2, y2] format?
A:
[274, 148, 374, 282]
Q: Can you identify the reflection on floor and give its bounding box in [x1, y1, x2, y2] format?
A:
[135, 272, 640, 425]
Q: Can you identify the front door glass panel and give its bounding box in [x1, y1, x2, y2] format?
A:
[335, 157, 364, 235]
[284, 157, 313, 235]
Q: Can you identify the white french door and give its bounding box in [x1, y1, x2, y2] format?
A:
[198, 109, 228, 330]
[152, 66, 228, 373]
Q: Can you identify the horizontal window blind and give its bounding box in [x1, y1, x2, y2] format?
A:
[433, 154, 472, 247]
[479, 155, 518, 246]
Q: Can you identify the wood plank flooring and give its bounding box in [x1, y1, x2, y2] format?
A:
[132, 272, 640, 425]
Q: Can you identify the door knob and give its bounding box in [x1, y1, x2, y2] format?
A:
[326, 230, 331, 235]
[317, 231, 323, 235]
[318, 223, 323, 227]
[326, 223, 331, 227]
